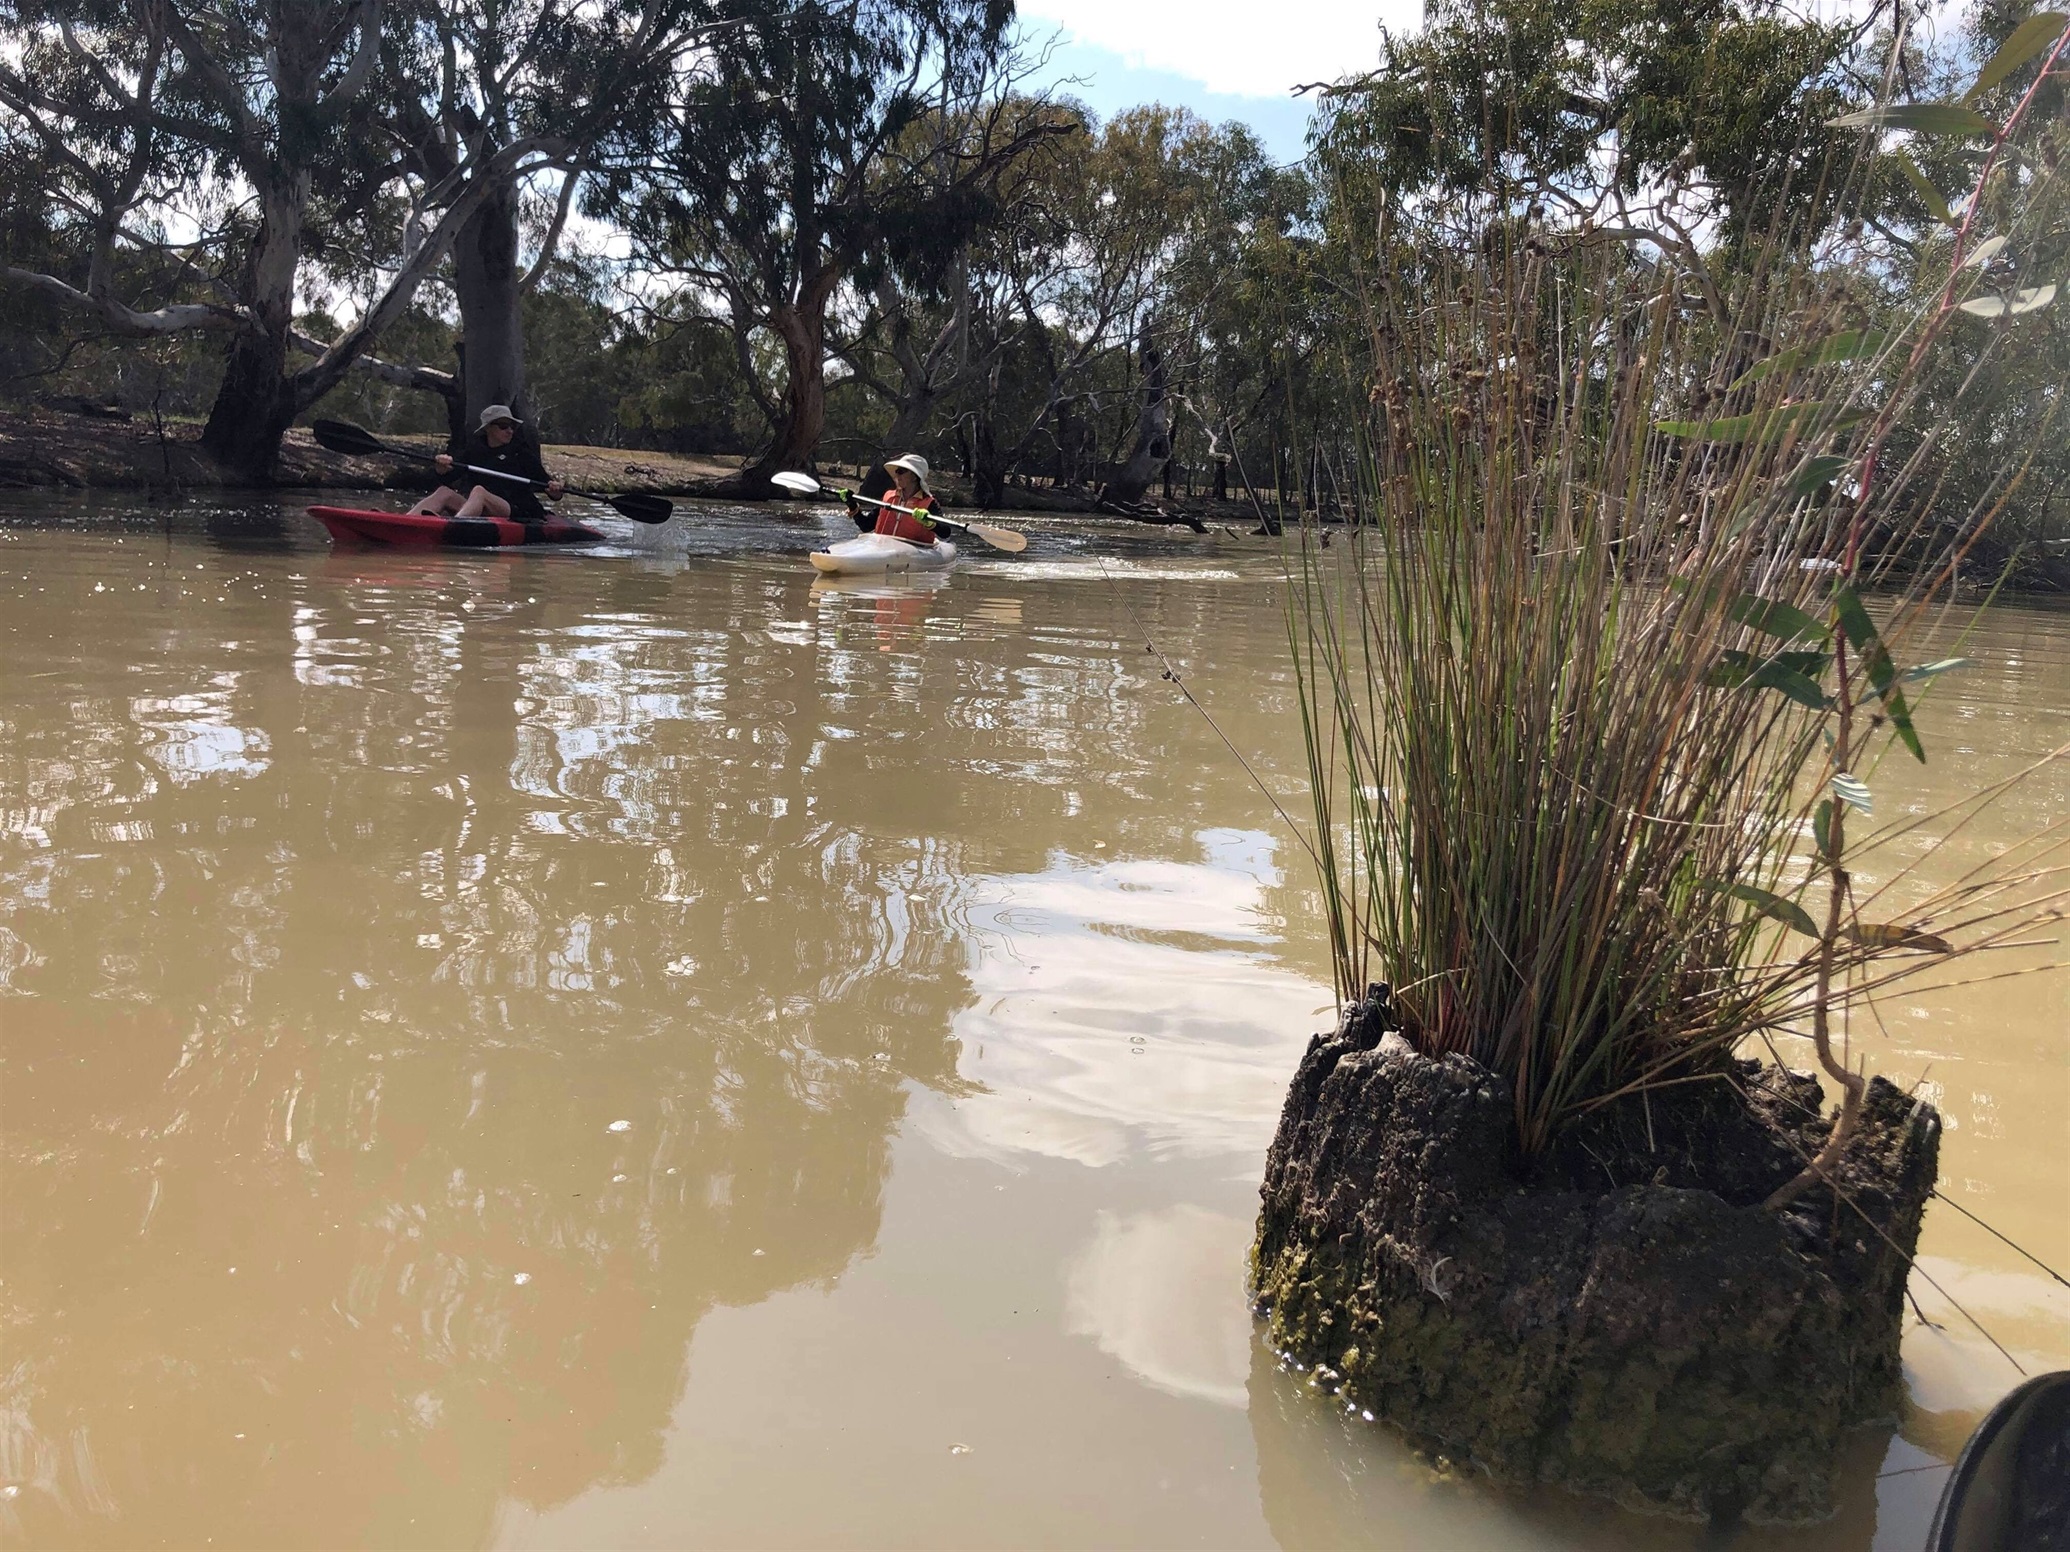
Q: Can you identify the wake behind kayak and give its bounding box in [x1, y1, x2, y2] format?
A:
[308, 506, 606, 549]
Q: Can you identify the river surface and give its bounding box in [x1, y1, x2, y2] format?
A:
[1, 492, 2064, 1550]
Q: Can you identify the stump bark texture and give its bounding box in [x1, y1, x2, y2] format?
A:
[1252, 993, 1940, 1524]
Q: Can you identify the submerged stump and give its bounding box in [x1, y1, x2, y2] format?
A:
[1252, 991, 1940, 1525]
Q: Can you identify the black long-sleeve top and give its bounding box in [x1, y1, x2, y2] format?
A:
[450, 428, 552, 521]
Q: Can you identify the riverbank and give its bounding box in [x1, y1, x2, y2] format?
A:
[0, 408, 1275, 529]
[0, 408, 747, 495]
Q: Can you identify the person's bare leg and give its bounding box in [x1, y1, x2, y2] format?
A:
[453, 486, 512, 518]
[409, 485, 463, 515]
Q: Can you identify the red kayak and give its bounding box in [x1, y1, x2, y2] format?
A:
[308, 506, 606, 549]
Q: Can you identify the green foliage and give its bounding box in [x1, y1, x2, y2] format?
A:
[1967, 10, 2070, 99]
[1310, 0, 1862, 236]
[1285, 19, 2070, 1154]
[1656, 404, 1866, 442]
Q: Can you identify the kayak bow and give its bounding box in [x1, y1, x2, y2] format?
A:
[808, 532, 959, 575]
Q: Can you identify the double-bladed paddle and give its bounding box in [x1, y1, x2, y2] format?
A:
[311, 418, 675, 525]
[769, 470, 1028, 553]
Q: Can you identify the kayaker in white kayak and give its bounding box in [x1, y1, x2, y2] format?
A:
[845, 454, 941, 545]
[408, 404, 564, 523]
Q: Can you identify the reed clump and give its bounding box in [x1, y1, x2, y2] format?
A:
[1287, 43, 2070, 1169]
[1254, 26, 2070, 1522]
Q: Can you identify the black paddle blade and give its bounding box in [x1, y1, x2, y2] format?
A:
[604, 491, 673, 524]
[309, 418, 392, 457]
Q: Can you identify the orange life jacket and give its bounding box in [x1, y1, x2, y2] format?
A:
[874, 489, 938, 544]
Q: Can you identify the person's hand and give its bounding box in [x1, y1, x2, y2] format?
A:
[546, 478, 564, 499]
[434, 453, 453, 473]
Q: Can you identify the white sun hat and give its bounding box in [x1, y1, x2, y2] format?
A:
[477, 404, 522, 430]
[884, 453, 931, 491]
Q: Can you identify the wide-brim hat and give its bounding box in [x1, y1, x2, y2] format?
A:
[884, 453, 931, 491]
[477, 404, 522, 431]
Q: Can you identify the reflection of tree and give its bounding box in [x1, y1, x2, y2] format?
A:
[0, 537, 1338, 1543]
[0, 557, 976, 1544]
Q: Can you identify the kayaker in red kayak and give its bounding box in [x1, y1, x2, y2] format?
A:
[845, 454, 940, 545]
[408, 405, 564, 523]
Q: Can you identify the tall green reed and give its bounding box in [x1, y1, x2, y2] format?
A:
[1288, 29, 2070, 1166]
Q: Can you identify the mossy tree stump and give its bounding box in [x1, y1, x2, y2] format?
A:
[1252, 993, 1939, 1524]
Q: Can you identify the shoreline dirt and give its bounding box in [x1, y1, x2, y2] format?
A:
[0, 408, 1276, 527]
[1252, 989, 1940, 1526]
[0, 409, 746, 497]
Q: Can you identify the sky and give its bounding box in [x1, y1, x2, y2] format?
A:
[1018, 0, 1424, 162]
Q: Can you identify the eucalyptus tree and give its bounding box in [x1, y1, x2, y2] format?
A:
[0, 0, 569, 477]
[1843, 0, 2070, 583]
[0, 2, 221, 335]
[828, 86, 1079, 461]
[1090, 113, 1322, 505]
[1310, 0, 1866, 237]
[372, 0, 706, 436]
[617, 0, 1019, 489]
[924, 106, 1276, 505]
[1144, 137, 1348, 514]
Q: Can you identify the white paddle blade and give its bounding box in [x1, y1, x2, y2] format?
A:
[770, 471, 822, 495]
[969, 523, 1028, 553]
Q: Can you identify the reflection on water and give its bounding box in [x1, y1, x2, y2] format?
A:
[1066, 1206, 1256, 1408]
[926, 833, 1317, 1169]
[0, 493, 2064, 1550]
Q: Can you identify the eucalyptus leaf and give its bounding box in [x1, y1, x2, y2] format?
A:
[1751, 660, 1832, 709]
[1784, 453, 1851, 500]
[1832, 772, 1873, 814]
[1728, 594, 1830, 643]
[1896, 154, 1955, 226]
[1966, 11, 2070, 101]
[1813, 798, 1837, 860]
[1885, 688, 1926, 761]
[1729, 330, 1888, 388]
[1725, 882, 1820, 937]
[1961, 234, 2010, 270]
[1960, 285, 2059, 318]
[1830, 587, 1925, 759]
[1848, 921, 1955, 953]
[1829, 102, 1998, 137]
[1831, 586, 1881, 656]
[1656, 404, 1864, 445]
[1710, 648, 1834, 687]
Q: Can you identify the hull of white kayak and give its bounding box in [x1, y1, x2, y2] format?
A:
[808, 534, 957, 575]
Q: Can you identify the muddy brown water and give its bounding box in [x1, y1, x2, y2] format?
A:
[1, 492, 2063, 1550]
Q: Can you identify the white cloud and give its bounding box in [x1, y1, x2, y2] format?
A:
[1064, 1207, 1257, 1408]
[909, 838, 1329, 1171]
[1021, 0, 1419, 99]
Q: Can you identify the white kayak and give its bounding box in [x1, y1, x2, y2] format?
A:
[808, 533, 957, 576]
